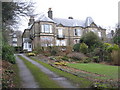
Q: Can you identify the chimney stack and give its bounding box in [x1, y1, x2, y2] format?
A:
[48, 8, 53, 19]
[68, 17, 73, 19]
[28, 16, 34, 26]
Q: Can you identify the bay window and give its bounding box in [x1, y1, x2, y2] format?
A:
[41, 24, 52, 33]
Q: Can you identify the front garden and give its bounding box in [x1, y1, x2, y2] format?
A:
[27, 31, 120, 89]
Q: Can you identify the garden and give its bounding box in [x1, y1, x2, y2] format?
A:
[28, 31, 120, 89]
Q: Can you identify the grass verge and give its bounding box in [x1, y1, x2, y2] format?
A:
[12, 63, 21, 88]
[17, 55, 61, 88]
[30, 57, 92, 88]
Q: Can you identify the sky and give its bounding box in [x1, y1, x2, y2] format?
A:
[18, 0, 119, 33]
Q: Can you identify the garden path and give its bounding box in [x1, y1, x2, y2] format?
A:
[19, 54, 77, 88]
[15, 55, 39, 88]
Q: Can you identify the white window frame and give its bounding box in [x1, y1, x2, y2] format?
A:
[56, 40, 66, 46]
[58, 29, 63, 35]
[98, 32, 101, 37]
[74, 29, 77, 36]
[41, 24, 52, 33]
[74, 29, 82, 36]
[13, 38, 17, 42]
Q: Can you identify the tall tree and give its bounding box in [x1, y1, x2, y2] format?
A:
[2, 1, 35, 42]
[2, 1, 35, 28]
[113, 25, 120, 46]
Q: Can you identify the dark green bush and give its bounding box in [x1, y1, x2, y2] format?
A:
[2, 43, 15, 64]
[82, 57, 92, 63]
[51, 49, 57, 56]
[73, 43, 80, 52]
[14, 46, 22, 53]
[61, 56, 71, 62]
[80, 31, 102, 50]
[92, 56, 100, 63]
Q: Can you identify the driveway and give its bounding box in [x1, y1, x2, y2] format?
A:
[15, 55, 39, 88]
[16, 54, 78, 88]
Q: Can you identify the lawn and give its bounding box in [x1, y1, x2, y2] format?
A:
[67, 63, 119, 80]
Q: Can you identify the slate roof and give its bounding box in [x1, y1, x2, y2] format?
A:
[24, 38, 32, 43]
[26, 24, 33, 29]
[36, 14, 55, 23]
[35, 14, 95, 27]
[53, 18, 85, 27]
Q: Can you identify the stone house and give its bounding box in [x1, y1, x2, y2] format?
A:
[9, 30, 22, 47]
[22, 8, 106, 51]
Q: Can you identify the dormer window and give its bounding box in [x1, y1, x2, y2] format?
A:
[41, 24, 52, 33]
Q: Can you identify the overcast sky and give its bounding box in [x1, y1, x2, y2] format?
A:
[18, 0, 119, 33]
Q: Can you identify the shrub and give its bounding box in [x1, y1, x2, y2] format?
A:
[27, 53, 36, 56]
[107, 44, 119, 53]
[61, 56, 72, 62]
[54, 61, 67, 66]
[80, 43, 88, 54]
[92, 56, 100, 63]
[81, 59, 91, 63]
[73, 43, 80, 52]
[51, 49, 57, 56]
[33, 46, 44, 54]
[67, 52, 87, 61]
[103, 43, 111, 48]
[80, 31, 102, 50]
[2, 43, 15, 64]
[50, 46, 58, 56]
[54, 56, 63, 61]
[65, 46, 72, 55]
[14, 46, 22, 53]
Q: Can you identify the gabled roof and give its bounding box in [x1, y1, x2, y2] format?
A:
[36, 15, 55, 23]
[24, 38, 32, 43]
[53, 18, 85, 27]
[27, 14, 98, 28]
[85, 17, 94, 27]
[26, 24, 33, 29]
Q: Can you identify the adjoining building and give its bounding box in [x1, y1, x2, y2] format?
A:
[9, 30, 22, 47]
[22, 8, 106, 51]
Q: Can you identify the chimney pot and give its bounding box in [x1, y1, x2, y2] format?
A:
[48, 8, 53, 19]
[28, 16, 34, 26]
[49, 8, 52, 11]
[68, 17, 73, 19]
